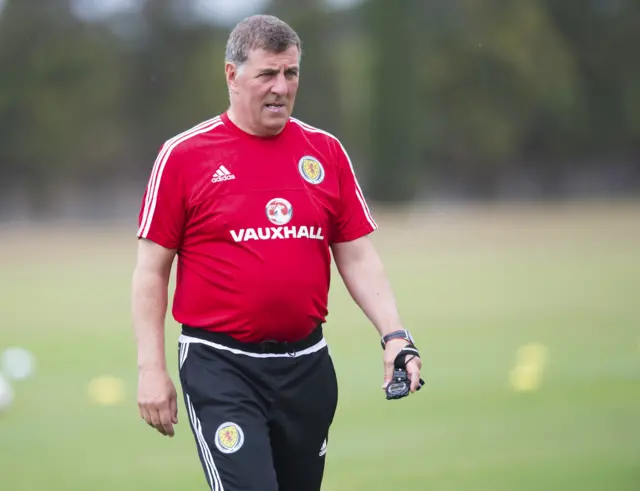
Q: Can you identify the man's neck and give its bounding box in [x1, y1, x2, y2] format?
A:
[226, 106, 260, 136]
[226, 106, 284, 137]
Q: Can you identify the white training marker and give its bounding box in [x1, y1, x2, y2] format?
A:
[509, 343, 548, 392]
[1, 347, 36, 381]
[0, 373, 14, 411]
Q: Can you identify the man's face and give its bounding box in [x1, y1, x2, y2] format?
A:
[227, 46, 300, 136]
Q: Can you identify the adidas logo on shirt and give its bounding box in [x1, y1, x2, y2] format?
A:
[211, 165, 235, 183]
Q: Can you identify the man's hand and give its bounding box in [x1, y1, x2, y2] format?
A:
[138, 367, 178, 437]
[382, 338, 423, 393]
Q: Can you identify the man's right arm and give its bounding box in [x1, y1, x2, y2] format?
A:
[131, 238, 179, 437]
[133, 138, 187, 435]
[131, 238, 175, 370]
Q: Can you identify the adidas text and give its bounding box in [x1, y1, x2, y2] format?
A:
[211, 174, 235, 183]
[230, 226, 324, 242]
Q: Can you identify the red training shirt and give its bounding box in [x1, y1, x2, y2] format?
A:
[137, 112, 377, 343]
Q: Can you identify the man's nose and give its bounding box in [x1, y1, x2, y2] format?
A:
[271, 73, 288, 96]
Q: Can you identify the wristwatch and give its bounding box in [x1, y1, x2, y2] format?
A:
[380, 329, 414, 349]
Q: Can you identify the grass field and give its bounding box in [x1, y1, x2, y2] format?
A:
[1, 202, 639, 491]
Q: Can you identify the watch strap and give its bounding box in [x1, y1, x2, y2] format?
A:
[381, 329, 413, 349]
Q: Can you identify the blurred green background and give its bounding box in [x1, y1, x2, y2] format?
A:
[2, 204, 640, 490]
[1, 1, 639, 490]
[1, 0, 639, 214]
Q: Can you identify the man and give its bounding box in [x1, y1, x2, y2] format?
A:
[131, 14, 423, 491]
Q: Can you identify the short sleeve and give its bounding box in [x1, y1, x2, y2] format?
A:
[331, 139, 378, 243]
[136, 143, 187, 249]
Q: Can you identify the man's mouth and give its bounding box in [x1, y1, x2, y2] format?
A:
[265, 103, 286, 112]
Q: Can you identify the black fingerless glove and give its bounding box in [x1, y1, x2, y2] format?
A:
[385, 343, 425, 400]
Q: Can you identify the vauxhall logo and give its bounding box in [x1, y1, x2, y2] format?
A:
[230, 198, 325, 242]
[230, 226, 325, 242]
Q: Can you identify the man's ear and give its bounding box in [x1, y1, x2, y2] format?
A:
[225, 62, 240, 94]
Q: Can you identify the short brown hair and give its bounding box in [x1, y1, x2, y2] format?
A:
[225, 15, 302, 66]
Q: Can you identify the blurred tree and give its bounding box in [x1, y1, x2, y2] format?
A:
[519, 0, 640, 195]
[364, 0, 420, 202]
[120, 0, 229, 179]
[538, 0, 640, 155]
[268, 0, 344, 137]
[0, 0, 126, 213]
[0, 0, 638, 217]
[330, 12, 374, 192]
[413, 0, 582, 197]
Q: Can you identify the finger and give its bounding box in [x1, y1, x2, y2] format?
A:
[170, 393, 178, 425]
[162, 420, 175, 437]
[139, 404, 152, 425]
[406, 360, 422, 392]
[158, 404, 175, 437]
[148, 407, 167, 436]
[409, 370, 421, 392]
[382, 357, 394, 389]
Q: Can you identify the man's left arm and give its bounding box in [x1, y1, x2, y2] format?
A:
[331, 236, 423, 393]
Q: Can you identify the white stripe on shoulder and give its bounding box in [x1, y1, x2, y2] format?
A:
[138, 117, 223, 238]
[290, 118, 377, 230]
[138, 116, 219, 235]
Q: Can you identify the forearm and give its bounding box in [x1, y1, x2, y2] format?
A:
[335, 246, 403, 337]
[131, 266, 170, 370]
